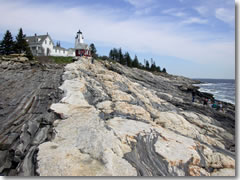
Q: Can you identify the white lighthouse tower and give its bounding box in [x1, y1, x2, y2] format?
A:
[75, 30, 84, 48]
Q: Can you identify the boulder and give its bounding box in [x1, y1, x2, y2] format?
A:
[18, 57, 29, 62]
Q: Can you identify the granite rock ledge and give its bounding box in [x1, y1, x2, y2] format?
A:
[37, 57, 235, 176]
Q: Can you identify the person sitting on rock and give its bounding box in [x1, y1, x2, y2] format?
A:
[212, 101, 217, 109]
[219, 102, 224, 112]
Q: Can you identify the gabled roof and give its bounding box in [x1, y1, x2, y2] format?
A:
[53, 46, 66, 51]
[75, 43, 90, 50]
[25, 34, 54, 45]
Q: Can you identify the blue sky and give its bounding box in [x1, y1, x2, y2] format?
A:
[0, 0, 235, 79]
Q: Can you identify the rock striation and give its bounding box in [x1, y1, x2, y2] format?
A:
[37, 57, 235, 176]
[0, 56, 63, 175]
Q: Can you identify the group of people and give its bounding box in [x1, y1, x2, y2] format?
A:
[203, 98, 224, 111]
[192, 90, 224, 112]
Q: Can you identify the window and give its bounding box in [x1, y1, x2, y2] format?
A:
[45, 40, 47, 44]
[49, 41, 51, 45]
[55, 49, 57, 53]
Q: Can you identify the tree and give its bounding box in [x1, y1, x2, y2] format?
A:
[124, 52, 132, 67]
[162, 68, 167, 73]
[150, 60, 156, 72]
[112, 48, 118, 61]
[138, 62, 144, 69]
[90, 43, 97, 58]
[109, 48, 118, 61]
[156, 66, 161, 72]
[121, 54, 127, 65]
[150, 58, 154, 67]
[14, 28, 33, 60]
[25, 46, 33, 60]
[99, 55, 109, 61]
[132, 55, 139, 68]
[145, 60, 150, 70]
[109, 49, 113, 59]
[15, 28, 26, 53]
[119, 48, 124, 65]
[0, 30, 15, 55]
[56, 41, 61, 47]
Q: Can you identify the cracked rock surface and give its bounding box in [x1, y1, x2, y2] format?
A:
[0, 58, 63, 176]
[37, 58, 235, 176]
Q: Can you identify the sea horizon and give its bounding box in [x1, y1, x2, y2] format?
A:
[192, 78, 235, 81]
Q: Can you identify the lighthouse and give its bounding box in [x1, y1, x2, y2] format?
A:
[75, 30, 84, 47]
[74, 30, 91, 57]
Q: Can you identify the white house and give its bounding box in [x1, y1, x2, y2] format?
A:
[25, 33, 75, 57]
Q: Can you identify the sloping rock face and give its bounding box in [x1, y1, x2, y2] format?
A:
[37, 58, 235, 176]
[0, 57, 63, 175]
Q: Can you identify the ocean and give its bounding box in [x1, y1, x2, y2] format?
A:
[193, 79, 235, 105]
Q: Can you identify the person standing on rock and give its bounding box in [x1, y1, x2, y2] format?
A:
[216, 102, 222, 111]
[192, 90, 196, 102]
[203, 98, 208, 105]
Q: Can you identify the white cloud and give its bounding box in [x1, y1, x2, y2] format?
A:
[181, 17, 208, 24]
[174, 12, 186, 17]
[192, 0, 234, 26]
[134, 7, 152, 15]
[0, 0, 234, 68]
[162, 8, 186, 17]
[124, 0, 154, 8]
[162, 8, 177, 14]
[124, 0, 157, 16]
[194, 6, 208, 16]
[215, 8, 234, 25]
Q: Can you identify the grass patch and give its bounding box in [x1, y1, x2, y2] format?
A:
[49, 56, 73, 64]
